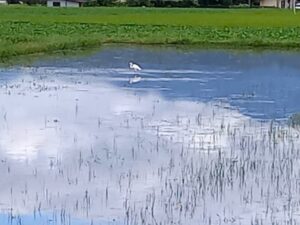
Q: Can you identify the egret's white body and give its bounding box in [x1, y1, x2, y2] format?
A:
[129, 75, 142, 84]
[129, 62, 142, 72]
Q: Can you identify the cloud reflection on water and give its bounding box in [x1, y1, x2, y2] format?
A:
[0, 68, 255, 224]
[0, 46, 300, 225]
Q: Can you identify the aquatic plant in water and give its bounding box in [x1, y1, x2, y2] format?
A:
[289, 113, 300, 128]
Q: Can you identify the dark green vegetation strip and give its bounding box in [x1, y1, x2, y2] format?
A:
[2, 7, 300, 27]
[1, 6, 300, 59]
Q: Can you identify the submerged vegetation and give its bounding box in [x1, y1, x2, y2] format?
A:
[289, 113, 300, 128]
[1, 6, 300, 59]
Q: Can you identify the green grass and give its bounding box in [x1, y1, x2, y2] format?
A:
[289, 113, 300, 128]
[2, 6, 300, 27]
[1, 6, 300, 60]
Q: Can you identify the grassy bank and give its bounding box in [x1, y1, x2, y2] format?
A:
[1, 6, 300, 60]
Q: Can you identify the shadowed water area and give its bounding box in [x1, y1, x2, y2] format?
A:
[0, 45, 300, 225]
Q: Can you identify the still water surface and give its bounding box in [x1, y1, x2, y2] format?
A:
[0, 45, 300, 225]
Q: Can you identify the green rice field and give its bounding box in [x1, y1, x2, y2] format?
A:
[1, 6, 300, 60]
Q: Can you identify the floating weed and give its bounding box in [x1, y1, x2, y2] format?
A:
[288, 113, 300, 128]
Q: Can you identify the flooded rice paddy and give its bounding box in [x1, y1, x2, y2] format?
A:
[1, 46, 300, 225]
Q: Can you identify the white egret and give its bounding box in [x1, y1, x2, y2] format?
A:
[129, 62, 142, 72]
[128, 61, 142, 84]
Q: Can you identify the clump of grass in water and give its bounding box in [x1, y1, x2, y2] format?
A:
[288, 113, 300, 128]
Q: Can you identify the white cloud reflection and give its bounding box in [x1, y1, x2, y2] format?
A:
[0, 68, 248, 161]
[0, 67, 299, 225]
